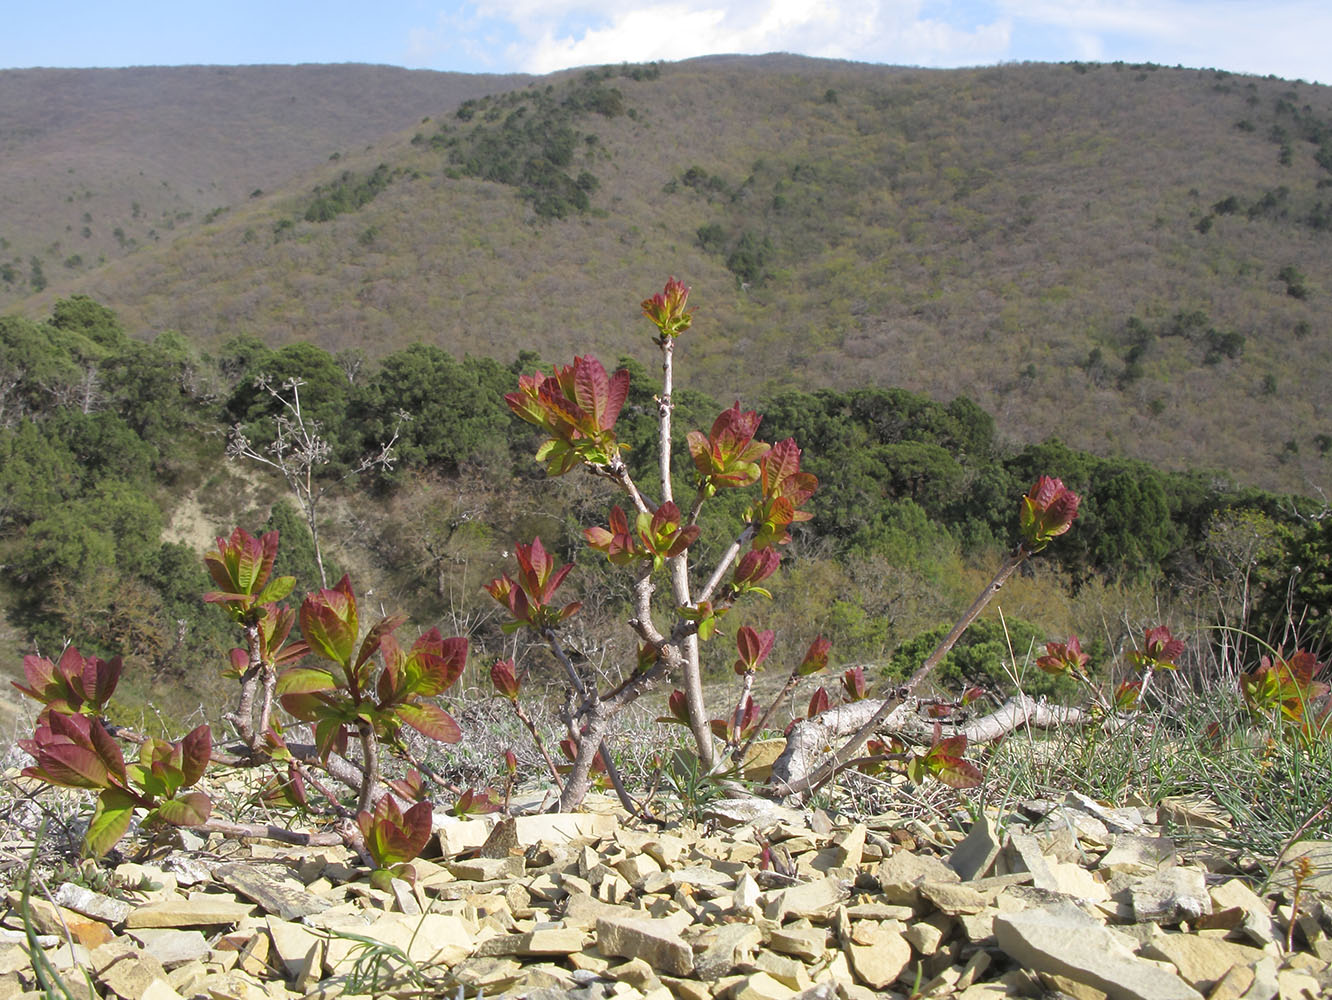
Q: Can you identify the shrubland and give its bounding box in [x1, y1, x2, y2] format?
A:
[4, 280, 1330, 880]
[1, 292, 1327, 721]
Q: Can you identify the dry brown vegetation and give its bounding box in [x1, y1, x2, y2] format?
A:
[0, 63, 532, 302]
[3, 56, 1330, 498]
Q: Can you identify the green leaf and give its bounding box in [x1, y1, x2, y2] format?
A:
[276, 666, 338, 696]
[155, 791, 212, 827]
[254, 575, 297, 606]
[85, 788, 137, 858]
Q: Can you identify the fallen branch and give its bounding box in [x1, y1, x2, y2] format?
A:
[767, 693, 1096, 795]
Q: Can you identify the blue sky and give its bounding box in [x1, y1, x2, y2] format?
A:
[2, 1, 1328, 84]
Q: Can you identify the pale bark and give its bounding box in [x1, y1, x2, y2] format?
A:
[767, 694, 1095, 795]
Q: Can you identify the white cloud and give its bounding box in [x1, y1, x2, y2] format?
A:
[411, 1, 1331, 83]
[469, 1, 1012, 74]
[1001, 0, 1332, 82]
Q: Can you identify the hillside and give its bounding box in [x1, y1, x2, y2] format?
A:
[6, 56, 1332, 495]
[0, 63, 531, 303]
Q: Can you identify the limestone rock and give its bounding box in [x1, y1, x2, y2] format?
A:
[694, 923, 762, 980]
[214, 861, 331, 921]
[768, 927, 827, 962]
[844, 923, 911, 990]
[764, 877, 848, 923]
[99, 953, 170, 1000]
[125, 928, 209, 967]
[1131, 867, 1211, 925]
[1138, 932, 1270, 992]
[1099, 834, 1176, 876]
[1005, 832, 1059, 891]
[876, 850, 959, 905]
[994, 905, 1204, 1000]
[123, 892, 256, 928]
[1207, 879, 1279, 946]
[950, 814, 1002, 881]
[53, 884, 132, 926]
[595, 913, 695, 976]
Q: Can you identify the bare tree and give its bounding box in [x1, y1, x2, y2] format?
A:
[227, 376, 407, 587]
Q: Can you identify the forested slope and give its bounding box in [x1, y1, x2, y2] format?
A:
[6, 57, 1330, 495]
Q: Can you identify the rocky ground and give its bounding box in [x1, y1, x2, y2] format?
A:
[3, 784, 1331, 1000]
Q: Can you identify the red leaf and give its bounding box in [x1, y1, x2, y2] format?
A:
[491, 659, 520, 700]
[179, 725, 211, 788]
[807, 686, 831, 718]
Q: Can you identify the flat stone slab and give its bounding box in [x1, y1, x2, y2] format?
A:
[123, 893, 257, 929]
[126, 928, 210, 967]
[54, 883, 132, 925]
[994, 905, 1204, 1000]
[214, 862, 332, 921]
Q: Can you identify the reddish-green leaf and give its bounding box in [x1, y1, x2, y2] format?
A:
[395, 702, 463, 743]
[451, 787, 501, 816]
[807, 686, 831, 719]
[352, 612, 408, 673]
[1019, 477, 1081, 552]
[30, 743, 111, 789]
[407, 631, 468, 696]
[491, 659, 520, 701]
[300, 575, 359, 669]
[254, 575, 297, 607]
[1036, 636, 1088, 677]
[358, 797, 433, 869]
[798, 636, 831, 676]
[655, 689, 690, 726]
[734, 626, 776, 674]
[927, 753, 984, 789]
[641, 277, 693, 338]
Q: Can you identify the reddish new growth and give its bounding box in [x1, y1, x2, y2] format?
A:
[1036, 636, 1090, 677]
[1128, 625, 1186, 671]
[1019, 476, 1080, 552]
[641, 277, 692, 339]
[505, 355, 630, 473]
[483, 538, 582, 633]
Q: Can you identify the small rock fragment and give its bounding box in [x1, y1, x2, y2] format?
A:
[950, 814, 1002, 881]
